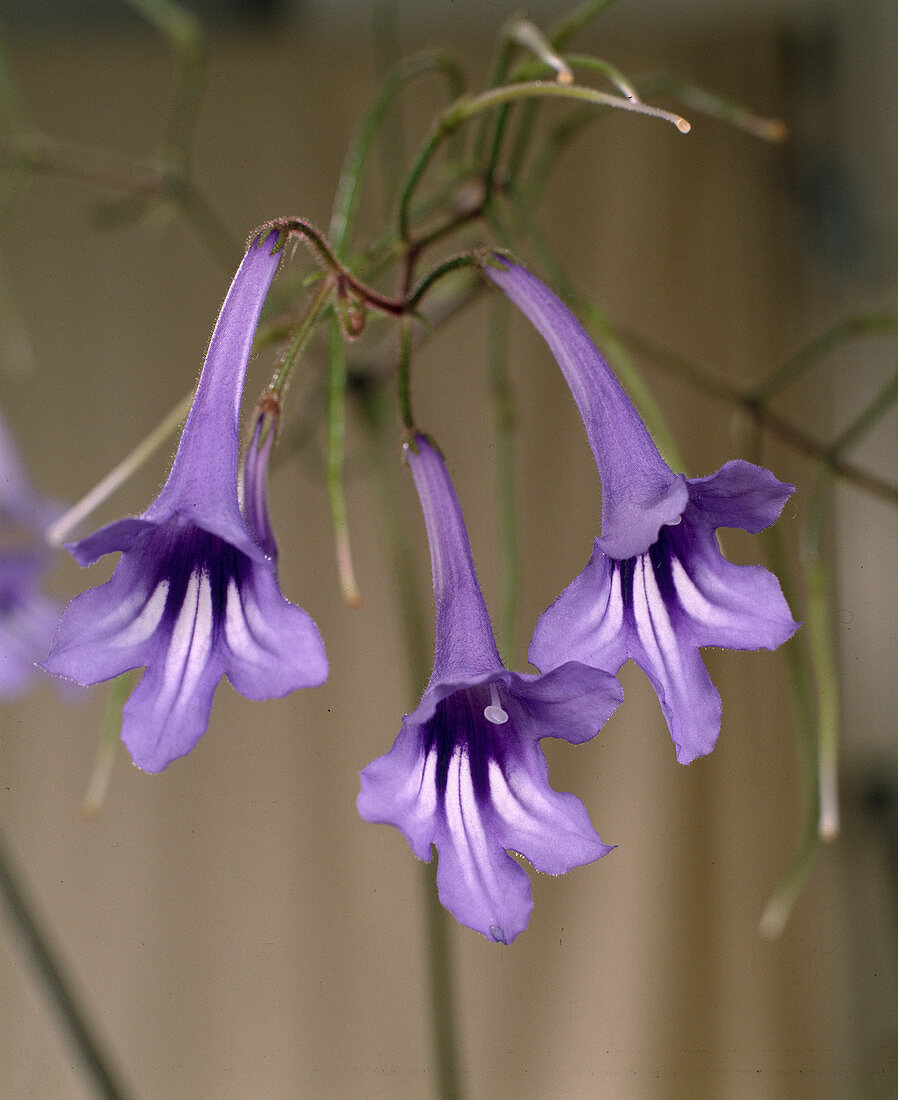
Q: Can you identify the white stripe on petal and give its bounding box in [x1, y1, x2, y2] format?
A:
[395, 745, 437, 821]
[581, 564, 624, 649]
[223, 578, 254, 657]
[488, 757, 554, 833]
[111, 580, 169, 648]
[631, 554, 686, 696]
[670, 556, 730, 628]
[157, 569, 214, 716]
[444, 747, 499, 903]
[179, 569, 213, 702]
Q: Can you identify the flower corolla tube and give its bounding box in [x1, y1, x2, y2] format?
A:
[358, 434, 623, 943]
[44, 231, 328, 772]
[485, 258, 798, 765]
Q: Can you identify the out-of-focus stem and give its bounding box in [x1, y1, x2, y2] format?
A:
[0, 829, 133, 1099]
[81, 672, 135, 821]
[758, 523, 821, 937]
[327, 317, 361, 606]
[47, 390, 193, 545]
[549, 0, 622, 50]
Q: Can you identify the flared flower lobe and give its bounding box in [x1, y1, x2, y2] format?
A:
[486, 258, 798, 764]
[44, 231, 327, 771]
[358, 435, 621, 942]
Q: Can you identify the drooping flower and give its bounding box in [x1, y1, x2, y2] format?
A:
[358, 434, 622, 944]
[44, 230, 328, 772]
[485, 258, 798, 765]
[0, 408, 59, 697]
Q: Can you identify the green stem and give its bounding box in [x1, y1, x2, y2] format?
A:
[398, 317, 415, 430]
[407, 254, 481, 311]
[752, 314, 898, 403]
[399, 79, 689, 243]
[803, 469, 841, 841]
[329, 50, 465, 258]
[758, 524, 821, 937]
[172, 179, 241, 272]
[549, 0, 623, 50]
[0, 828, 133, 1098]
[635, 73, 786, 142]
[614, 326, 898, 506]
[82, 672, 135, 820]
[122, 0, 206, 171]
[371, 0, 405, 209]
[829, 367, 898, 458]
[326, 316, 361, 606]
[269, 277, 333, 394]
[421, 864, 463, 1100]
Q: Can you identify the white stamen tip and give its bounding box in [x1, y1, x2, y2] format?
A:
[484, 682, 509, 725]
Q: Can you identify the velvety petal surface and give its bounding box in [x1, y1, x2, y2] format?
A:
[45, 232, 328, 770]
[145, 230, 282, 558]
[222, 561, 328, 698]
[361, 435, 620, 941]
[407, 435, 503, 681]
[488, 260, 799, 763]
[485, 258, 688, 559]
[530, 504, 798, 763]
[359, 670, 617, 943]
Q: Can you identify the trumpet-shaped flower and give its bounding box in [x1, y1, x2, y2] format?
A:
[44, 231, 328, 771]
[0, 409, 59, 697]
[358, 435, 622, 943]
[486, 259, 798, 764]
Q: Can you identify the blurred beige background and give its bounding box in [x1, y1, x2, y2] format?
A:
[1, 1, 896, 1097]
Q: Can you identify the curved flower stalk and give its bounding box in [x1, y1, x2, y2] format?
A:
[44, 231, 328, 772]
[358, 434, 622, 944]
[0, 408, 59, 697]
[485, 258, 798, 765]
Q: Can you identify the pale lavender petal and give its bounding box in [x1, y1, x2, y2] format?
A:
[430, 743, 535, 944]
[625, 552, 722, 763]
[359, 679, 613, 943]
[483, 735, 613, 875]
[508, 661, 623, 745]
[688, 460, 795, 533]
[360, 436, 619, 941]
[529, 545, 629, 675]
[664, 519, 798, 651]
[46, 231, 329, 770]
[43, 543, 168, 685]
[119, 567, 223, 772]
[358, 721, 437, 861]
[223, 561, 328, 697]
[65, 517, 157, 567]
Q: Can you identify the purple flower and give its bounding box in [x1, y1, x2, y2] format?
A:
[358, 434, 622, 943]
[486, 259, 798, 764]
[0, 409, 59, 697]
[44, 231, 328, 772]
